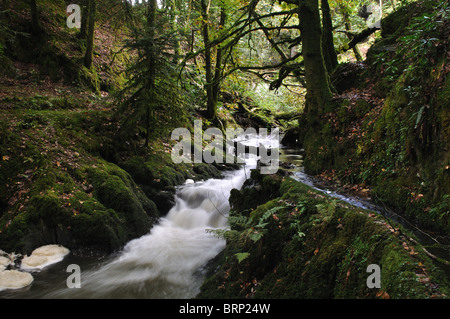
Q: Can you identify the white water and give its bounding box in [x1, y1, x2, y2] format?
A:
[3, 130, 449, 298]
[43, 173, 243, 298]
[42, 133, 279, 299]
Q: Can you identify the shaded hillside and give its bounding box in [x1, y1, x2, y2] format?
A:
[0, 0, 223, 254]
[301, 0, 449, 235]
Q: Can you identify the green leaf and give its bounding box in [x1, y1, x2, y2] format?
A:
[235, 252, 250, 264]
[414, 105, 426, 129]
[249, 231, 264, 243]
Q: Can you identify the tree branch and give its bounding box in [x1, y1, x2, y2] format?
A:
[341, 26, 380, 52]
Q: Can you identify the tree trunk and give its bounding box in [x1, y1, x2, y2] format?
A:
[84, 0, 96, 69]
[168, 0, 181, 63]
[200, 0, 216, 121]
[145, 0, 157, 147]
[320, 0, 338, 73]
[79, 0, 88, 40]
[298, 0, 333, 126]
[211, 9, 227, 119]
[29, 0, 42, 35]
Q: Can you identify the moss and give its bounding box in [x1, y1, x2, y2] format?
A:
[1, 194, 72, 253]
[198, 174, 450, 299]
[0, 212, 28, 253]
[380, 3, 416, 38]
[192, 163, 222, 181]
[85, 162, 158, 238]
[302, 128, 334, 175]
[70, 204, 126, 251]
[229, 169, 282, 214]
[119, 156, 154, 185]
[120, 155, 191, 188]
[78, 65, 101, 93]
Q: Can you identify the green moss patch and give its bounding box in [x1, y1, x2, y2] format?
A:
[198, 172, 450, 299]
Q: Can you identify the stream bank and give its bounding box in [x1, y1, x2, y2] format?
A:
[293, 0, 449, 238]
[0, 100, 232, 256]
[198, 165, 450, 299]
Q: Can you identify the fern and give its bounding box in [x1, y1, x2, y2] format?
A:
[235, 252, 250, 264]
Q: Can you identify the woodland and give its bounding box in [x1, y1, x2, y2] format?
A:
[0, 0, 449, 299]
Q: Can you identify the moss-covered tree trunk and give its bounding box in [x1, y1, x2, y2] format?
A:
[341, 7, 363, 61]
[200, 0, 216, 121]
[296, 0, 335, 174]
[320, 0, 338, 73]
[84, 0, 96, 69]
[299, 0, 333, 127]
[200, 1, 227, 129]
[167, 0, 181, 63]
[79, 0, 88, 40]
[211, 8, 226, 120]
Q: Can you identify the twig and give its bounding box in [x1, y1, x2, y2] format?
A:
[374, 194, 450, 266]
[374, 193, 450, 248]
[407, 236, 450, 266]
[207, 190, 227, 218]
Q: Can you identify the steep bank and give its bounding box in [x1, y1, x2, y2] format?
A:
[198, 169, 450, 299]
[299, 0, 449, 235]
[0, 91, 230, 254]
[0, 0, 228, 255]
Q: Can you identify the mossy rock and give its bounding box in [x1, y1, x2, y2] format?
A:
[330, 63, 365, 94]
[0, 194, 72, 253]
[229, 169, 282, 214]
[380, 1, 424, 38]
[85, 162, 158, 239]
[120, 155, 192, 188]
[150, 190, 176, 215]
[198, 174, 450, 299]
[0, 189, 129, 254]
[193, 163, 223, 181]
[70, 203, 126, 251]
[119, 156, 154, 185]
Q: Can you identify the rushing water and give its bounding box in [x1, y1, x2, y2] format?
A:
[1, 132, 448, 298]
[0, 133, 278, 299]
[46, 173, 246, 298]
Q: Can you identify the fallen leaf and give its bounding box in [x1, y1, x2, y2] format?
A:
[314, 248, 319, 255]
[376, 291, 390, 299]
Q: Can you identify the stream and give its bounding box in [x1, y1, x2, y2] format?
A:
[1, 133, 449, 298]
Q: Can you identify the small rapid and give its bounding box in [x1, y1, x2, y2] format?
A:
[42, 171, 247, 298]
[22, 133, 275, 299]
[3, 130, 446, 298]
